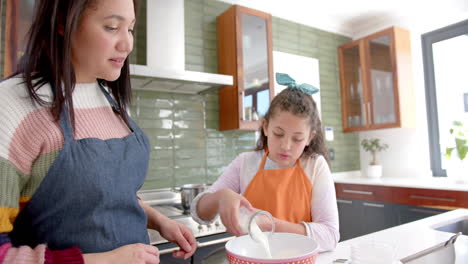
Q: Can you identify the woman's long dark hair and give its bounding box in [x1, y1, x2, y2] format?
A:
[13, 0, 139, 131]
[255, 88, 331, 167]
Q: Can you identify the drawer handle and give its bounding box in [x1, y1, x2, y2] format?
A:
[343, 189, 373, 195]
[409, 195, 456, 202]
[159, 246, 180, 255]
[363, 202, 384, 208]
[337, 199, 353, 204]
[409, 208, 443, 215]
[197, 236, 234, 248]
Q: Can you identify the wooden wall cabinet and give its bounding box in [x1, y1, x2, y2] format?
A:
[217, 5, 274, 131]
[338, 26, 415, 132]
[3, 0, 35, 77]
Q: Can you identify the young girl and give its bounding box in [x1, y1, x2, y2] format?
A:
[191, 73, 339, 252]
[0, 0, 196, 263]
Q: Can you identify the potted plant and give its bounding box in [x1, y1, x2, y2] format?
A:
[445, 121, 467, 182]
[361, 138, 389, 178]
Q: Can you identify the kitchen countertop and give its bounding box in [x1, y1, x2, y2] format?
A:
[316, 208, 468, 263]
[332, 172, 468, 192]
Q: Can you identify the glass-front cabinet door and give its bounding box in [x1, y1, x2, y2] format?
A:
[367, 32, 398, 126]
[338, 26, 414, 132]
[240, 13, 270, 123]
[339, 41, 368, 129]
[217, 5, 273, 131]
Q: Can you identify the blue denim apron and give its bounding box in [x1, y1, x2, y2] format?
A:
[10, 83, 150, 253]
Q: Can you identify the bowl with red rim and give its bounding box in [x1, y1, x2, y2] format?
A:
[225, 232, 319, 264]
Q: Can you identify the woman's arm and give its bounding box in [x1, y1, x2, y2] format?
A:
[0, 238, 83, 264]
[139, 200, 197, 259]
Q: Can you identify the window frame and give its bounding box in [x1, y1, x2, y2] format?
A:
[422, 19, 468, 176]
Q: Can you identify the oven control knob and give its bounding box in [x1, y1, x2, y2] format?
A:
[198, 225, 203, 231]
[207, 224, 212, 230]
[215, 221, 220, 227]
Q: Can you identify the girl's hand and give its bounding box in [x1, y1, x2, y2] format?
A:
[215, 189, 253, 237]
[83, 243, 159, 264]
[157, 218, 197, 259]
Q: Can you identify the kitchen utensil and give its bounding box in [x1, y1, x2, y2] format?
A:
[225, 232, 318, 264]
[176, 184, 207, 211]
[401, 232, 460, 264]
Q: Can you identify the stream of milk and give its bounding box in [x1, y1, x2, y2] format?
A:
[249, 219, 273, 258]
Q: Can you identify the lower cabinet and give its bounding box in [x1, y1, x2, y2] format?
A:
[396, 204, 448, 225]
[337, 198, 363, 241]
[337, 199, 447, 241]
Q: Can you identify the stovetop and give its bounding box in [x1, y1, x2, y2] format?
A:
[147, 203, 227, 245]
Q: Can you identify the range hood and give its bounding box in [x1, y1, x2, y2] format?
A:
[130, 0, 233, 94]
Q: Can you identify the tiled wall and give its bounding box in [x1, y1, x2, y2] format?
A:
[0, 0, 360, 190]
[129, 89, 255, 189]
[130, 0, 360, 190]
[270, 18, 361, 172]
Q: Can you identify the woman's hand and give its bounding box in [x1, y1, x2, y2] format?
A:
[215, 189, 253, 237]
[83, 243, 159, 264]
[157, 218, 197, 259]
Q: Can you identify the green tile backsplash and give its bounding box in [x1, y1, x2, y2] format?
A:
[130, 88, 255, 189]
[0, 0, 360, 190]
[132, 0, 360, 189]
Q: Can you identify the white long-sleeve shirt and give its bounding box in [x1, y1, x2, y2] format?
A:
[191, 150, 340, 252]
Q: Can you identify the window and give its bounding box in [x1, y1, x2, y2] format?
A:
[422, 19, 468, 176]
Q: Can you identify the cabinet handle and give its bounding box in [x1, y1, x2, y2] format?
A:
[158, 236, 235, 254]
[367, 102, 371, 125]
[363, 202, 384, 208]
[362, 103, 366, 125]
[409, 195, 456, 202]
[343, 189, 373, 195]
[409, 208, 443, 215]
[337, 199, 353, 204]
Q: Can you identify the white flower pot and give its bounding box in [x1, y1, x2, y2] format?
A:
[446, 159, 468, 184]
[367, 165, 383, 178]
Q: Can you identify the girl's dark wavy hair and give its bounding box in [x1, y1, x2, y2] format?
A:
[11, 0, 140, 131]
[255, 88, 330, 167]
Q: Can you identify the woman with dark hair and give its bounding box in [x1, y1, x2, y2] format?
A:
[0, 0, 196, 263]
[191, 73, 339, 252]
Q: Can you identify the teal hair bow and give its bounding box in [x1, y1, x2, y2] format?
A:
[275, 73, 319, 95]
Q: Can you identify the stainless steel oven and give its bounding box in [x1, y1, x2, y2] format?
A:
[142, 191, 233, 264]
[157, 232, 232, 264]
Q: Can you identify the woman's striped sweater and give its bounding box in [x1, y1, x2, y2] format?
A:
[0, 77, 132, 263]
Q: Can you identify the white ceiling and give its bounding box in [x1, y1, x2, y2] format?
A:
[218, 0, 468, 38]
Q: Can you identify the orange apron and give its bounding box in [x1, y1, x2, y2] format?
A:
[243, 151, 312, 223]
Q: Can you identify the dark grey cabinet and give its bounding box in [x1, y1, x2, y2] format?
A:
[337, 198, 363, 241]
[337, 198, 396, 241]
[396, 204, 447, 225]
[361, 201, 396, 234]
[337, 199, 447, 242]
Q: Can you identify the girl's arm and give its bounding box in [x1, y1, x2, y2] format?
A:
[191, 153, 255, 236]
[190, 153, 245, 223]
[303, 155, 340, 252]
